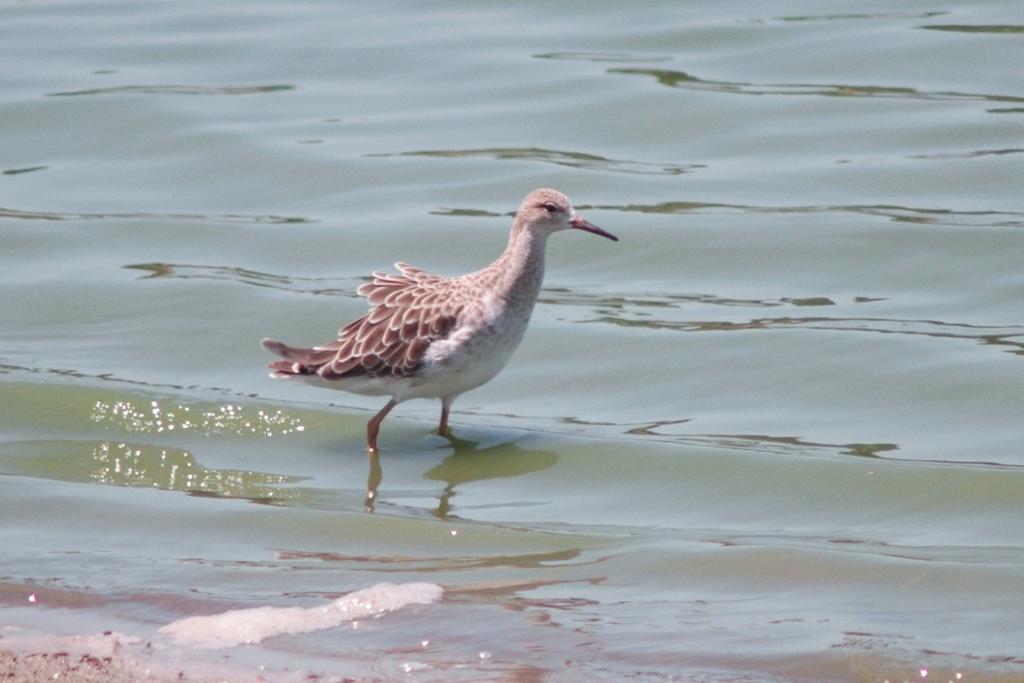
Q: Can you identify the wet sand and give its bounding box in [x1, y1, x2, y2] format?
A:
[0, 649, 156, 682]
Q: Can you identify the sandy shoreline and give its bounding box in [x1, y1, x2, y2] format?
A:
[0, 631, 247, 683]
[0, 648, 182, 683]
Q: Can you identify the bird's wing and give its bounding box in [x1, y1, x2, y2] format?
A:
[314, 262, 464, 379]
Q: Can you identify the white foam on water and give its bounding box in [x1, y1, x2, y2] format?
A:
[158, 582, 443, 649]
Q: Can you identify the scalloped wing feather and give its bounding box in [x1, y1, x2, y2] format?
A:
[312, 264, 463, 380]
[266, 264, 465, 381]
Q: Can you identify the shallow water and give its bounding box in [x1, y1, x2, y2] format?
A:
[2, 1, 1023, 681]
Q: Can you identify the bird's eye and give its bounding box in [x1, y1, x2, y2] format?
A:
[542, 202, 559, 214]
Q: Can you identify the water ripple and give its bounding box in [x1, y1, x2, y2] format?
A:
[919, 24, 1024, 34]
[719, 533, 1024, 566]
[367, 147, 702, 176]
[589, 201, 1024, 228]
[765, 11, 948, 23]
[2, 165, 48, 176]
[533, 51, 672, 63]
[607, 67, 1024, 106]
[554, 416, 1024, 469]
[275, 548, 583, 572]
[125, 262, 360, 296]
[540, 289, 796, 310]
[429, 207, 506, 218]
[47, 84, 295, 97]
[0, 206, 310, 225]
[907, 148, 1024, 160]
[583, 306, 1024, 357]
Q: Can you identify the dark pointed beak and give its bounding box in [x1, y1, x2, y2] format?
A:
[570, 215, 618, 241]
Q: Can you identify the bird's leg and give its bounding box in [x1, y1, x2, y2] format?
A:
[364, 449, 382, 513]
[438, 397, 453, 437]
[367, 398, 398, 454]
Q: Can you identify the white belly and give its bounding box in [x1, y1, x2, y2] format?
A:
[404, 290, 534, 400]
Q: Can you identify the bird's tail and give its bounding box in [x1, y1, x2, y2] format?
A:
[261, 338, 335, 377]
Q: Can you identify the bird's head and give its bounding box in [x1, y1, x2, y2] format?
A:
[515, 188, 618, 242]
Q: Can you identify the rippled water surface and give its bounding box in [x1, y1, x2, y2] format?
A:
[2, 1, 1023, 681]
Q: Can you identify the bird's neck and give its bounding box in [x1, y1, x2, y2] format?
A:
[491, 223, 548, 305]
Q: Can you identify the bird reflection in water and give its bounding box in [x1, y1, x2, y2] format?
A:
[363, 434, 559, 517]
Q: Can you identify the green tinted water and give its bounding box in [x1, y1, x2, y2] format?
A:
[2, 1, 1023, 680]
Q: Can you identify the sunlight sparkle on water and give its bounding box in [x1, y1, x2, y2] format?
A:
[882, 669, 965, 683]
[91, 399, 306, 437]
